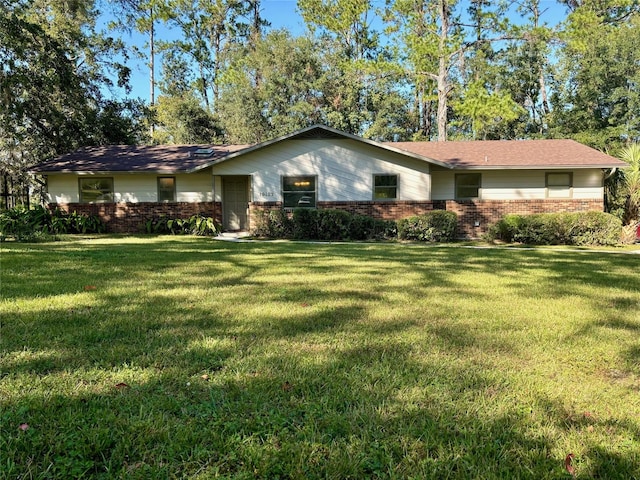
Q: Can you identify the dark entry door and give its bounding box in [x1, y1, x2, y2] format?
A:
[222, 176, 249, 231]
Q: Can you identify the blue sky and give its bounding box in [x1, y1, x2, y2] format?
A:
[105, 0, 568, 102]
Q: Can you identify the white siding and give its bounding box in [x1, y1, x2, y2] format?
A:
[46, 172, 213, 203]
[572, 170, 604, 199]
[113, 175, 156, 202]
[431, 169, 604, 201]
[211, 139, 432, 202]
[47, 175, 80, 203]
[176, 172, 214, 202]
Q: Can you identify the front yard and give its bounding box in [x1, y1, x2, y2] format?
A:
[1, 237, 640, 478]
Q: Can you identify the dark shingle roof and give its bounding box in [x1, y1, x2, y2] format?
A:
[388, 139, 627, 169]
[30, 126, 627, 174]
[30, 144, 250, 174]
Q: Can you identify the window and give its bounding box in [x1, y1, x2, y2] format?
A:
[79, 177, 114, 203]
[158, 176, 176, 202]
[546, 172, 572, 198]
[373, 174, 398, 200]
[455, 173, 481, 200]
[282, 176, 316, 208]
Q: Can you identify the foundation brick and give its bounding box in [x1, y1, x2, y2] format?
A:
[52, 199, 605, 238]
[50, 202, 222, 233]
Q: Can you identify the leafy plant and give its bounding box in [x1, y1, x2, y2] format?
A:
[486, 211, 622, 246]
[145, 215, 220, 236]
[397, 210, 458, 242]
[0, 206, 104, 241]
[252, 208, 396, 241]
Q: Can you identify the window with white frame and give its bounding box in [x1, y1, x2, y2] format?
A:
[546, 172, 572, 198]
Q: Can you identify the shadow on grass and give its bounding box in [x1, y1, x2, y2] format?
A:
[2, 238, 640, 478]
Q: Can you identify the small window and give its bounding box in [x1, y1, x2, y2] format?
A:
[158, 176, 176, 202]
[455, 173, 481, 200]
[282, 176, 316, 208]
[373, 174, 398, 200]
[546, 172, 572, 198]
[79, 177, 114, 203]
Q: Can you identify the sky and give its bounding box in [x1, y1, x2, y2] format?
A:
[102, 0, 306, 101]
[104, 0, 568, 103]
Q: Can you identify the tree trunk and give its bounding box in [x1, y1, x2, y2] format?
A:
[149, 5, 155, 136]
[436, 0, 449, 142]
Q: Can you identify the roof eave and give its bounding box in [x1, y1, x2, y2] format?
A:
[29, 169, 192, 175]
[445, 164, 626, 170]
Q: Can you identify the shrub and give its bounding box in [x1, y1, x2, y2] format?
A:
[317, 209, 352, 241]
[252, 208, 397, 241]
[292, 208, 318, 240]
[145, 215, 220, 236]
[0, 206, 104, 241]
[397, 210, 458, 242]
[267, 209, 293, 238]
[487, 211, 622, 246]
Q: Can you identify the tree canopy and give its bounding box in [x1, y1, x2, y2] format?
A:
[1, 0, 639, 208]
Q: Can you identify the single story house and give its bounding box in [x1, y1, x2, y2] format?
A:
[30, 124, 628, 237]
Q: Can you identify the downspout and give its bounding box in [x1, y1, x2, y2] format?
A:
[603, 167, 617, 180]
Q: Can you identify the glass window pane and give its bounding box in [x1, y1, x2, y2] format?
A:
[547, 173, 571, 187]
[374, 175, 398, 199]
[375, 175, 397, 187]
[283, 176, 315, 192]
[80, 178, 113, 203]
[283, 176, 316, 208]
[374, 187, 397, 199]
[158, 177, 176, 202]
[455, 174, 481, 199]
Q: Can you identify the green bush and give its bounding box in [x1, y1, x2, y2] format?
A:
[266, 209, 293, 238]
[292, 208, 318, 240]
[0, 206, 104, 241]
[397, 210, 458, 242]
[487, 211, 622, 246]
[317, 209, 352, 241]
[251, 208, 397, 241]
[145, 215, 220, 236]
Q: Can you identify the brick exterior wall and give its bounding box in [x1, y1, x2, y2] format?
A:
[51, 202, 222, 233]
[446, 199, 604, 238]
[250, 199, 604, 239]
[249, 201, 447, 224]
[52, 198, 604, 237]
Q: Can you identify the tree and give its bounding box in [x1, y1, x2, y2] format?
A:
[161, 0, 258, 108]
[452, 80, 524, 139]
[549, 0, 640, 149]
[1, 0, 147, 203]
[618, 143, 640, 225]
[153, 94, 222, 144]
[107, 0, 173, 136]
[298, 0, 381, 135]
[217, 31, 323, 143]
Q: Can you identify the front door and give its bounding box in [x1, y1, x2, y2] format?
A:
[222, 176, 249, 231]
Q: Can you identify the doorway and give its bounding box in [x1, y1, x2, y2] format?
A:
[222, 176, 249, 231]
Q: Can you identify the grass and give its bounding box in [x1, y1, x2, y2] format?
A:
[1, 236, 640, 479]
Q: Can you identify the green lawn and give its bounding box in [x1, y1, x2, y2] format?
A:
[1, 236, 640, 479]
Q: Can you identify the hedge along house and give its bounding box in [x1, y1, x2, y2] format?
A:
[30, 124, 627, 237]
